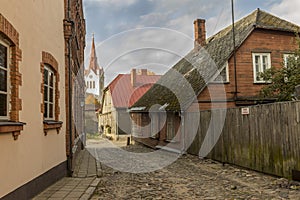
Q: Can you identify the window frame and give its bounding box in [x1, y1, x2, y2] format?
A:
[166, 116, 175, 142]
[283, 53, 297, 69]
[43, 64, 56, 120]
[212, 62, 229, 83]
[252, 53, 272, 83]
[150, 113, 159, 139]
[0, 40, 10, 120]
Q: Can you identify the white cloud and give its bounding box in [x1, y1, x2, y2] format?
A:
[270, 0, 300, 25]
[85, 0, 288, 86]
[92, 27, 194, 84]
[140, 12, 171, 27]
[85, 0, 137, 8]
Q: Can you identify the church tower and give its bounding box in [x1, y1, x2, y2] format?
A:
[85, 35, 104, 102]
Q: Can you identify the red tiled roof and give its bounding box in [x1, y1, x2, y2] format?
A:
[107, 74, 161, 108]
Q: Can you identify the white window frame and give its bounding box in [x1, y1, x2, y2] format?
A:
[44, 65, 56, 120]
[0, 40, 10, 120]
[150, 113, 158, 139]
[212, 62, 229, 83]
[283, 53, 297, 68]
[166, 116, 175, 142]
[252, 53, 271, 83]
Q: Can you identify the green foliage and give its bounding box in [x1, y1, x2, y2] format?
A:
[260, 38, 300, 101]
[85, 94, 100, 107]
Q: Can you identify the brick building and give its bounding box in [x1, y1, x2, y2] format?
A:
[130, 9, 300, 151]
[0, 0, 85, 199]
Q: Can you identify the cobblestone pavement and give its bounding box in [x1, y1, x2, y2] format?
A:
[89, 141, 300, 200]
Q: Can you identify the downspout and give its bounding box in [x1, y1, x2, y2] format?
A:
[231, 0, 238, 100]
[66, 0, 75, 176]
[180, 111, 185, 154]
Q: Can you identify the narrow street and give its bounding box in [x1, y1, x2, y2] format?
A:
[88, 138, 300, 200]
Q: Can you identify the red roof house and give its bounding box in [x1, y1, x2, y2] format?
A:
[99, 69, 161, 140]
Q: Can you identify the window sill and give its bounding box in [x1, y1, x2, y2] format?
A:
[43, 120, 63, 136]
[253, 82, 270, 85]
[0, 121, 26, 140]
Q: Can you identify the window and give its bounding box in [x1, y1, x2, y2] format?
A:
[166, 116, 175, 141]
[93, 81, 95, 89]
[283, 54, 297, 68]
[41, 51, 62, 135]
[252, 53, 271, 83]
[213, 63, 229, 83]
[44, 65, 55, 120]
[0, 14, 24, 140]
[150, 113, 159, 139]
[0, 41, 9, 119]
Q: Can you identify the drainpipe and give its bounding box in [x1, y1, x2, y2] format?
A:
[180, 111, 185, 154]
[231, 0, 238, 100]
[66, 0, 75, 176]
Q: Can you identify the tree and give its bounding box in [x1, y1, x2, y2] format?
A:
[260, 38, 300, 101]
[85, 94, 100, 107]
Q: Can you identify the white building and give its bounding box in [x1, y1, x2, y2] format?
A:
[85, 35, 104, 101]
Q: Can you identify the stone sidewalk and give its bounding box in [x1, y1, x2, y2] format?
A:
[33, 149, 100, 200]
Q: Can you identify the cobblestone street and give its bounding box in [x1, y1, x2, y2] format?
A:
[89, 139, 300, 200]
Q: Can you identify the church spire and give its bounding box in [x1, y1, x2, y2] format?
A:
[88, 34, 100, 74]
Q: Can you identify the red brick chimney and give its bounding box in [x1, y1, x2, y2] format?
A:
[131, 68, 136, 87]
[194, 19, 206, 47]
[141, 69, 147, 76]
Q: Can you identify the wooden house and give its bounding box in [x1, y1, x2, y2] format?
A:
[130, 9, 300, 152]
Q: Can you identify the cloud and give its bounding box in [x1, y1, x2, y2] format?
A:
[270, 0, 300, 25]
[92, 27, 193, 84]
[84, 0, 137, 8]
[84, 0, 287, 86]
[139, 12, 171, 27]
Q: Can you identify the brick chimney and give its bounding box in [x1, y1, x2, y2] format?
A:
[194, 19, 206, 47]
[131, 68, 136, 87]
[141, 69, 147, 76]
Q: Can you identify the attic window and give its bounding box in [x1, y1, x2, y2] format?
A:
[212, 63, 229, 83]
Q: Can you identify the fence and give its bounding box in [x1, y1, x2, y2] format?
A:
[187, 101, 300, 179]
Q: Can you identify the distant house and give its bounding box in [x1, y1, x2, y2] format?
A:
[85, 94, 100, 134]
[99, 69, 161, 140]
[0, 0, 85, 199]
[130, 9, 300, 151]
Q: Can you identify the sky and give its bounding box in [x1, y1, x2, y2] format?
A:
[83, 0, 300, 85]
